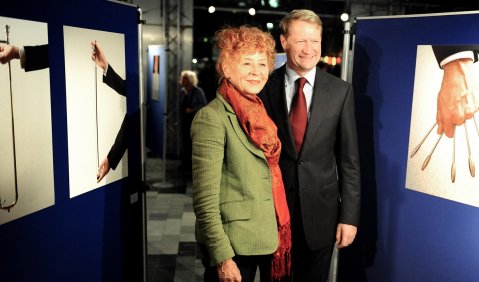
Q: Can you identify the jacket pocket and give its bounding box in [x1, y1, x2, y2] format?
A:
[322, 180, 339, 199]
[220, 200, 252, 223]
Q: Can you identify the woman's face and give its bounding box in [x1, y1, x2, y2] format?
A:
[180, 75, 189, 87]
[223, 52, 269, 95]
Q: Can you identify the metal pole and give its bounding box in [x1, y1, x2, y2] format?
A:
[0, 24, 19, 212]
[328, 20, 354, 282]
[137, 6, 147, 282]
[95, 44, 100, 168]
[341, 21, 352, 82]
[152, 0, 174, 189]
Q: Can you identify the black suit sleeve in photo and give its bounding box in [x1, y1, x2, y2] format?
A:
[103, 64, 126, 96]
[432, 45, 479, 68]
[103, 64, 127, 170]
[107, 115, 128, 170]
[23, 44, 49, 72]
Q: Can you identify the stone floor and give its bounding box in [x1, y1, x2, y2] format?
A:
[145, 156, 203, 282]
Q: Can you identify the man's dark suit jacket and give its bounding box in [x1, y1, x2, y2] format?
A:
[259, 65, 361, 250]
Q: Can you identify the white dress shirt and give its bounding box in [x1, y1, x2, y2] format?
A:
[284, 65, 316, 119]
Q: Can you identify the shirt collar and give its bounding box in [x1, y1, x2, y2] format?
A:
[285, 65, 316, 86]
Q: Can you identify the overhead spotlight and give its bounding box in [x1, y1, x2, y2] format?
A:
[248, 8, 256, 16]
[266, 22, 274, 30]
[192, 58, 198, 64]
[340, 12, 349, 22]
[208, 6, 215, 13]
[269, 0, 279, 8]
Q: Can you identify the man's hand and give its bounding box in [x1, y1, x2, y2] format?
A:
[0, 44, 20, 64]
[437, 58, 479, 138]
[91, 41, 108, 72]
[97, 157, 111, 183]
[336, 223, 357, 248]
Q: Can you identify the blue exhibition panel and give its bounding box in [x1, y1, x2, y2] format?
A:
[146, 45, 168, 157]
[0, 1, 142, 281]
[353, 12, 479, 282]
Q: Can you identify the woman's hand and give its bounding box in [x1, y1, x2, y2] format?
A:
[217, 258, 242, 282]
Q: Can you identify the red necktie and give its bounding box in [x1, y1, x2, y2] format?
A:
[290, 77, 308, 153]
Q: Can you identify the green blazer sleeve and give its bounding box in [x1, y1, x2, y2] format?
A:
[191, 102, 234, 265]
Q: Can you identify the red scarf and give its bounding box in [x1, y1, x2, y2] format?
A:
[219, 79, 291, 281]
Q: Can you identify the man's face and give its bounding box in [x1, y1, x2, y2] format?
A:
[280, 20, 322, 76]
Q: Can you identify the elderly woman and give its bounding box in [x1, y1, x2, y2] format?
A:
[191, 25, 291, 282]
[179, 70, 207, 172]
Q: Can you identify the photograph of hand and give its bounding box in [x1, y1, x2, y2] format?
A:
[64, 26, 127, 198]
[91, 40, 127, 183]
[406, 44, 479, 208]
[0, 16, 54, 224]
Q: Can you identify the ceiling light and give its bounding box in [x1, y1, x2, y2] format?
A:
[269, 0, 279, 8]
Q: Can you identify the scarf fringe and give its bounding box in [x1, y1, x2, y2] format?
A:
[271, 222, 292, 281]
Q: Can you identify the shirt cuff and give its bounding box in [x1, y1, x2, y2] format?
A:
[103, 63, 109, 76]
[19, 46, 26, 69]
[440, 51, 475, 68]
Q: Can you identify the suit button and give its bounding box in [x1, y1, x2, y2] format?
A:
[298, 160, 303, 165]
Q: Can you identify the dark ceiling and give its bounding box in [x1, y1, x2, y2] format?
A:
[192, 0, 479, 60]
[194, 0, 479, 14]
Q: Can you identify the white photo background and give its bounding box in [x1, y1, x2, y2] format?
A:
[406, 45, 479, 207]
[0, 17, 54, 224]
[64, 26, 127, 198]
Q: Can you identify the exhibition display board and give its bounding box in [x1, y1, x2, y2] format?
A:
[352, 11, 479, 281]
[0, 1, 143, 281]
[146, 45, 167, 157]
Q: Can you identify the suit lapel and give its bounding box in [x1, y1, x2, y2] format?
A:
[301, 69, 331, 155]
[217, 95, 266, 160]
[266, 67, 297, 157]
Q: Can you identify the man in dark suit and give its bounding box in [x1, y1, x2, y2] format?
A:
[259, 9, 361, 282]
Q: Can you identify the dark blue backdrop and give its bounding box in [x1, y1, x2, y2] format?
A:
[346, 12, 479, 282]
[0, 1, 143, 281]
